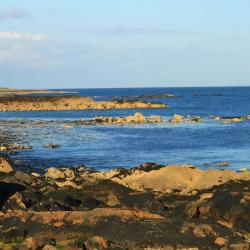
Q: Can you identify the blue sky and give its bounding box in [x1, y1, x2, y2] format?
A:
[0, 0, 250, 88]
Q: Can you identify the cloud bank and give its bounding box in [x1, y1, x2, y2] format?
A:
[0, 32, 48, 41]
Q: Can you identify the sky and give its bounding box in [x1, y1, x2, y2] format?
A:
[0, 0, 250, 89]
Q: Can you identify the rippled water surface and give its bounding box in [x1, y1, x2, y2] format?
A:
[1, 87, 250, 171]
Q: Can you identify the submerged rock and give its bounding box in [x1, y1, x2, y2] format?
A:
[44, 144, 61, 149]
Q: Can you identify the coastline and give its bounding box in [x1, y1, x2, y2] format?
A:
[0, 87, 250, 249]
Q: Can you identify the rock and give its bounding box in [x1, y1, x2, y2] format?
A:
[0, 157, 13, 173]
[14, 171, 38, 186]
[240, 168, 249, 172]
[42, 245, 58, 250]
[63, 168, 75, 180]
[44, 144, 61, 149]
[214, 237, 229, 246]
[229, 243, 249, 250]
[192, 224, 214, 238]
[86, 236, 109, 249]
[232, 118, 243, 122]
[20, 237, 38, 250]
[171, 114, 185, 123]
[45, 168, 65, 180]
[133, 112, 146, 123]
[111, 164, 250, 194]
[246, 115, 250, 120]
[0, 146, 8, 151]
[55, 180, 79, 189]
[149, 116, 162, 123]
[212, 116, 221, 121]
[188, 116, 202, 122]
[63, 124, 73, 129]
[2, 192, 26, 211]
[216, 161, 230, 167]
[31, 172, 41, 177]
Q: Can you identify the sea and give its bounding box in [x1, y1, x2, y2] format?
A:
[0, 86, 250, 172]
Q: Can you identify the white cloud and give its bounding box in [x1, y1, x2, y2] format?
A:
[0, 32, 48, 41]
[0, 8, 29, 20]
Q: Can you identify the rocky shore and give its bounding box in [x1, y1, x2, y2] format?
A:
[0, 96, 167, 112]
[0, 157, 249, 249]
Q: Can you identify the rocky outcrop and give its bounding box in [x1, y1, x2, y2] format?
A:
[91, 112, 155, 125]
[0, 95, 167, 112]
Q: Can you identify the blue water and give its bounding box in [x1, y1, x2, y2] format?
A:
[1, 87, 250, 171]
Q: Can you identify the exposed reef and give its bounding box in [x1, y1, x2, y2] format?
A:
[114, 93, 176, 99]
[0, 95, 167, 111]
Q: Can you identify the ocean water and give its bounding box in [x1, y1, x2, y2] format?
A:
[1, 86, 250, 172]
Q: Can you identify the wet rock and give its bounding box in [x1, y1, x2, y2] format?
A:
[216, 161, 230, 167]
[76, 165, 97, 175]
[44, 144, 61, 149]
[149, 115, 162, 123]
[188, 115, 202, 122]
[133, 112, 147, 123]
[170, 114, 185, 123]
[0, 157, 13, 173]
[239, 168, 249, 172]
[212, 116, 221, 121]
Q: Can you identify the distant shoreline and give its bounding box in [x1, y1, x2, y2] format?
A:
[0, 88, 78, 96]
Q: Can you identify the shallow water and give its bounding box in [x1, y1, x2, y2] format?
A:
[1, 86, 250, 171]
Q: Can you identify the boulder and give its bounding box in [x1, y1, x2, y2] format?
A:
[0, 157, 13, 173]
[133, 112, 146, 123]
[216, 161, 230, 167]
[171, 114, 185, 123]
[63, 168, 75, 180]
[214, 237, 229, 246]
[44, 144, 61, 149]
[45, 168, 65, 180]
[20, 237, 38, 250]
